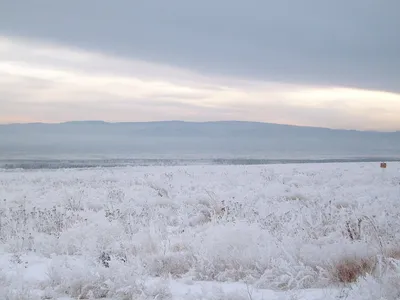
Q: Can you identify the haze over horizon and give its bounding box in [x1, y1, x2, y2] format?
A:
[1, 120, 400, 162]
[2, 119, 400, 133]
[1, 1, 400, 131]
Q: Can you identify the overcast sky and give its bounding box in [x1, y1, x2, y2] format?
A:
[0, 0, 399, 130]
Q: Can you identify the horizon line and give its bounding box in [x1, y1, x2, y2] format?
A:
[1, 120, 399, 133]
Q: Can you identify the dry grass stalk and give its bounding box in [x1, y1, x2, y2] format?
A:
[335, 257, 376, 283]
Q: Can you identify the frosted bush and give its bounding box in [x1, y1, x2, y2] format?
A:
[255, 257, 325, 290]
[191, 221, 278, 282]
[1, 162, 400, 298]
[46, 256, 172, 299]
[144, 252, 196, 277]
[344, 271, 400, 300]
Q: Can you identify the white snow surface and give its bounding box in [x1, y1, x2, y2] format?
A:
[1, 162, 400, 299]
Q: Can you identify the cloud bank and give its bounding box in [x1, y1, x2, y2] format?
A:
[1, 0, 399, 93]
[1, 36, 400, 131]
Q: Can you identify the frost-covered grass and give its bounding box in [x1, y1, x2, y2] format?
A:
[0, 162, 400, 299]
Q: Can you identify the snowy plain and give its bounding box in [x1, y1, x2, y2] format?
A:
[1, 162, 400, 299]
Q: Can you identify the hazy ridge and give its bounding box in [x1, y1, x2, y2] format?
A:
[1, 121, 399, 167]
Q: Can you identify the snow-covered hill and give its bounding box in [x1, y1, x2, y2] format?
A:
[1, 121, 400, 160]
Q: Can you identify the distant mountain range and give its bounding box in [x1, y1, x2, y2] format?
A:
[1, 121, 399, 160]
[2, 120, 399, 134]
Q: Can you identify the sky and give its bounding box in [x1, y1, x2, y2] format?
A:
[0, 0, 399, 131]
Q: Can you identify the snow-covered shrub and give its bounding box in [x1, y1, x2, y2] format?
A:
[1, 162, 400, 298]
[46, 256, 172, 299]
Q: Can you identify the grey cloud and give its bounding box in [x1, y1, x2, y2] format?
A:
[1, 0, 399, 92]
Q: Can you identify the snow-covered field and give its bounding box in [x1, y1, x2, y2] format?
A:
[1, 162, 400, 299]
